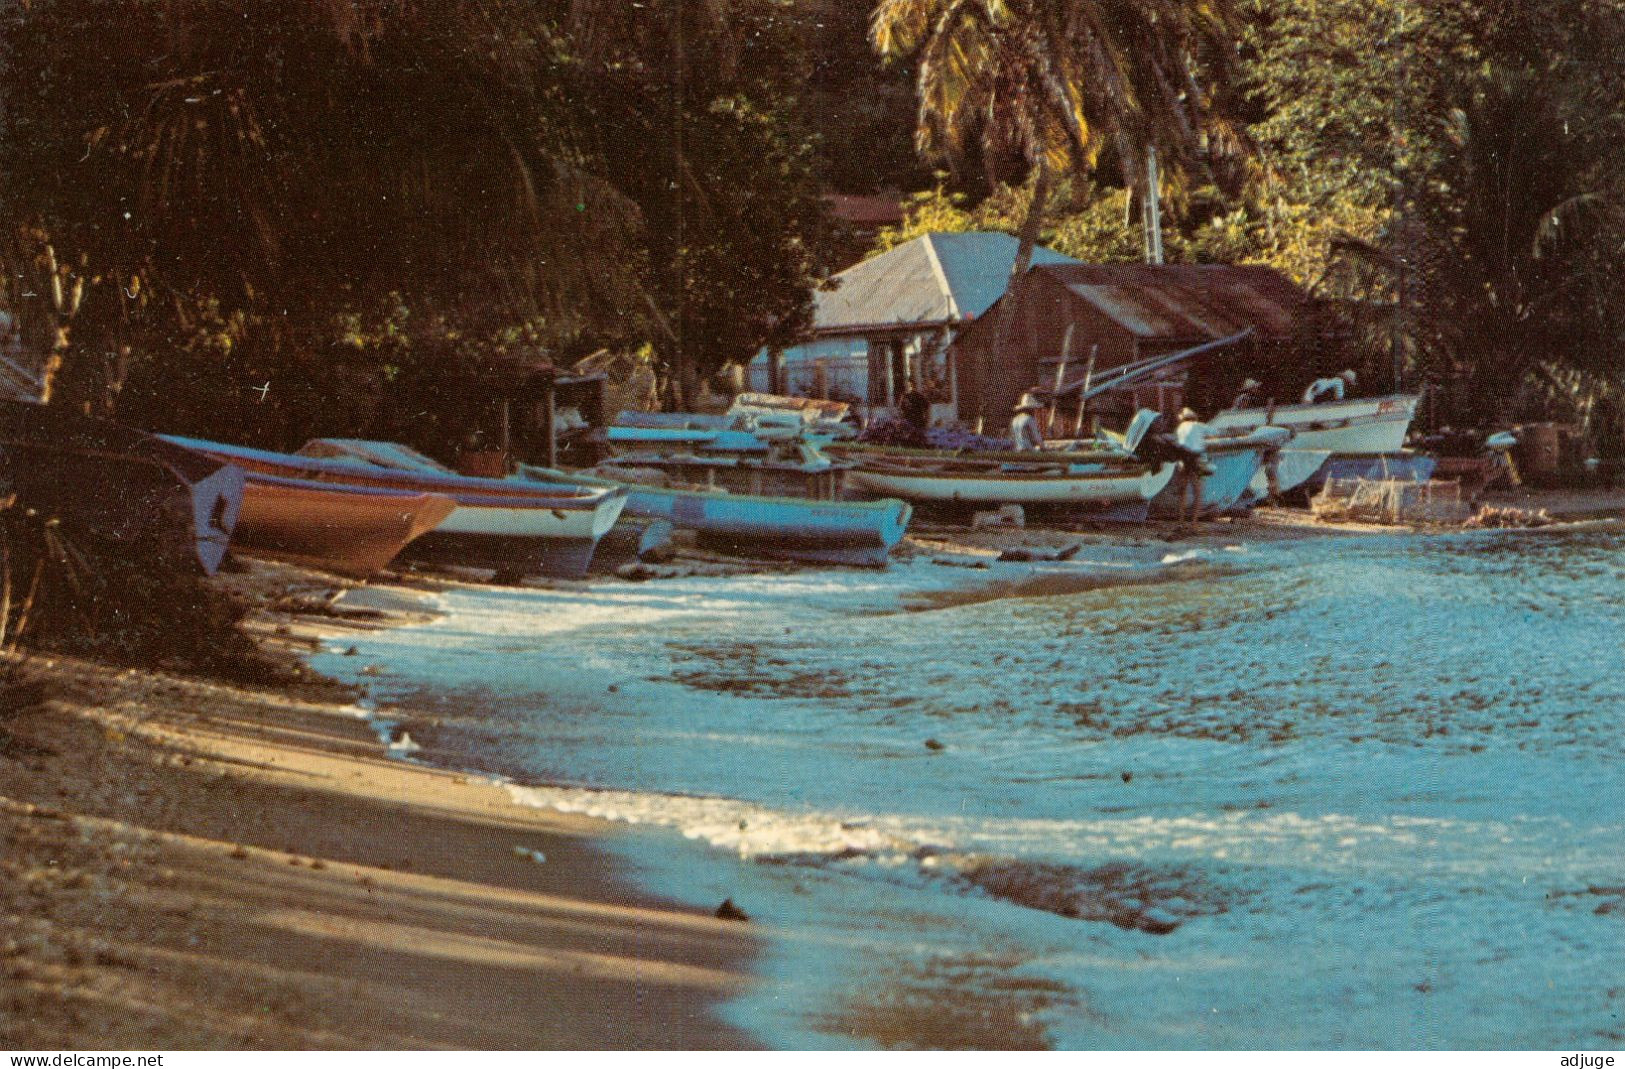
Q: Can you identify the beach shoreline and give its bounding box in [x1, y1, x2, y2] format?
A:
[3, 488, 1620, 1050]
[0, 606, 764, 1049]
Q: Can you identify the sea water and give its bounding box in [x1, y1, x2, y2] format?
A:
[312, 526, 1625, 1049]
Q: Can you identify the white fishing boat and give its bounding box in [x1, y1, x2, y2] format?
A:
[521, 464, 912, 568]
[1241, 448, 1334, 506]
[842, 451, 1175, 508]
[1207, 394, 1420, 454]
[162, 435, 627, 579]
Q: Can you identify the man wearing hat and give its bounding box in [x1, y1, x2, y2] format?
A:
[1173, 407, 1211, 522]
[1010, 391, 1047, 451]
[1231, 378, 1264, 410]
[1303, 368, 1357, 404]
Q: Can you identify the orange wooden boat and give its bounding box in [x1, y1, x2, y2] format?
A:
[234, 473, 456, 577]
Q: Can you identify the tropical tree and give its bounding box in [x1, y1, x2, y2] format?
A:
[1, 0, 833, 425]
[563, 0, 832, 407]
[1407, 70, 1625, 425]
[1, 1, 650, 431]
[871, 0, 1247, 280]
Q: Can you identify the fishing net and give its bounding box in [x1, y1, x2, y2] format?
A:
[1311, 477, 1475, 526]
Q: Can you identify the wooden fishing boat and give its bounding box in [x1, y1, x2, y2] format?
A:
[0, 400, 244, 575]
[1149, 426, 1289, 518]
[294, 441, 680, 572]
[521, 464, 912, 568]
[841, 449, 1175, 510]
[233, 473, 455, 577]
[1207, 394, 1421, 454]
[161, 435, 627, 580]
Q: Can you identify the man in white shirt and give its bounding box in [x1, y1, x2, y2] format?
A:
[1173, 407, 1209, 522]
[1303, 368, 1357, 404]
[1010, 392, 1046, 451]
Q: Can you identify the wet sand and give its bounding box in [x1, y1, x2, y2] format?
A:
[0, 626, 762, 1049]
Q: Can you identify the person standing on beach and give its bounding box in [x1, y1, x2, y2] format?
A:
[1174, 406, 1210, 522]
[1010, 392, 1046, 451]
[896, 389, 931, 448]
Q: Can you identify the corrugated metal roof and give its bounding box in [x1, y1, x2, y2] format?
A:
[1035, 264, 1312, 340]
[813, 232, 1079, 334]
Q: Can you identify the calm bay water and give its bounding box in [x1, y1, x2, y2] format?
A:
[315, 525, 1625, 1049]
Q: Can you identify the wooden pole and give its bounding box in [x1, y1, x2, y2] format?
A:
[1073, 344, 1098, 437]
[542, 380, 557, 469]
[1046, 325, 1074, 435]
[1046, 357, 1068, 435]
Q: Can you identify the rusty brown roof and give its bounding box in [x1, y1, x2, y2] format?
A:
[1032, 264, 1317, 341]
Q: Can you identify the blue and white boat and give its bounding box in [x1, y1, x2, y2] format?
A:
[295, 438, 909, 569]
[1238, 448, 1334, 508]
[520, 464, 912, 569]
[1149, 425, 1292, 518]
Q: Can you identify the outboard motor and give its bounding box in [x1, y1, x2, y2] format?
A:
[1130, 412, 1204, 467]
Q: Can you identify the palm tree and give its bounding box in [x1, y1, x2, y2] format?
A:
[1417, 70, 1620, 424]
[871, 0, 1246, 384]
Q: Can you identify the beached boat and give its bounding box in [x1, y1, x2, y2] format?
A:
[0, 400, 244, 575]
[1238, 448, 1334, 507]
[606, 425, 772, 453]
[295, 437, 901, 567]
[841, 450, 1175, 511]
[521, 464, 912, 568]
[161, 435, 627, 579]
[1207, 394, 1421, 454]
[233, 473, 455, 577]
[1148, 426, 1291, 518]
[607, 410, 852, 498]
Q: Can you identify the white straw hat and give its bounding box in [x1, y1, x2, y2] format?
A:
[1014, 391, 1046, 412]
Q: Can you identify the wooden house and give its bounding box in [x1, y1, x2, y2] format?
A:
[950, 263, 1350, 429]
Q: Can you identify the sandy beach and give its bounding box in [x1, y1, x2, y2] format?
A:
[0, 606, 762, 1049]
[3, 489, 1620, 1050]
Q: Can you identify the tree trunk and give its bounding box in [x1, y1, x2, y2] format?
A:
[981, 166, 1052, 425]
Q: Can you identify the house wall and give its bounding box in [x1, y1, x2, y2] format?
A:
[749, 326, 957, 419]
[748, 336, 870, 402]
[952, 273, 1339, 430]
[952, 274, 1142, 427]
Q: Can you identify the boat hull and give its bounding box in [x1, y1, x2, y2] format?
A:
[523, 465, 911, 568]
[0, 401, 243, 575]
[400, 490, 629, 578]
[844, 460, 1175, 507]
[1149, 440, 1271, 518]
[1208, 394, 1420, 454]
[163, 434, 627, 579]
[1243, 448, 1334, 506]
[236, 474, 455, 577]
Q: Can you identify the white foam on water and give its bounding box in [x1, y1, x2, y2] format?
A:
[312, 526, 1625, 1049]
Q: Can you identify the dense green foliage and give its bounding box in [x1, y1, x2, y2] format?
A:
[0, 0, 1620, 431]
[0, 0, 829, 430]
[873, 0, 1625, 426]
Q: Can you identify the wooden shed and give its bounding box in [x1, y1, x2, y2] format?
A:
[950, 263, 1349, 428]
